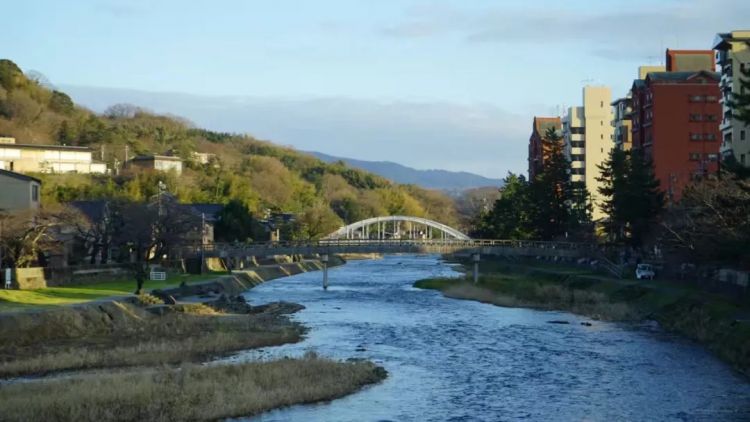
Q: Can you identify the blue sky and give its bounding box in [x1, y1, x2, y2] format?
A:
[4, 0, 748, 177]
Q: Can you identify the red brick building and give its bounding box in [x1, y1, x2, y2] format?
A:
[528, 116, 562, 180]
[631, 70, 721, 202]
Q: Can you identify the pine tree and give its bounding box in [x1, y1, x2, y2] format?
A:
[596, 148, 630, 243]
[528, 127, 579, 240]
[625, 150, 664, 247]
[479, 173, 534, 239]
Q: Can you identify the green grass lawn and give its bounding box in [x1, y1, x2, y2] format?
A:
[0, 274, 223, 312]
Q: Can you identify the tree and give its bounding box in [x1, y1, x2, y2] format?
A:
[214, 200, 265, 242]
[660, 176, 750, 264]
[527, 127, 582, 240]
[289, 202, 343, 240]
[597, 148, 631, 243]
[0, 59, 23, 91]
[0, 208, 70, 268]
[476, 173, 534, 239]
[48, 90, 74, 115]
[627, 150, 664, 247]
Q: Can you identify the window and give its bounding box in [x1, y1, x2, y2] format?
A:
[600, 134, 603, 140]
[689, 152, 701, 161]
[706, 96, 718, 102]
[570, 127, 584, 135]
[570, 155, 585, 162]
[31, 184, 39, 202]
[707, 153, 718, 162]
[571, 168, 585, 175]
[742, 154, 746, 165]
[742, 130, 746, 141]
[689, 114, 702, 122]
[570, 140, 585, 148]
[689, 95, 705, 102]
[704, 133, 717, 141]
[689, 133, 702, 141]
[706, 114, 717, 122]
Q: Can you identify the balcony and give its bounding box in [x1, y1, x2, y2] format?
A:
[571, 161, 585, 169]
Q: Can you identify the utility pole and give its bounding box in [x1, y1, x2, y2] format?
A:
[200, 212, 206, 274]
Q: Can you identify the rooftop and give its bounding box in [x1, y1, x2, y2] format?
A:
[0, 143, 93, 151]
[646, 70, 720, 83]
[131, 155, 183, 162]
[0, 169, 42, 184]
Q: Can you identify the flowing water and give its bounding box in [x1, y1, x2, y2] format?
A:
[225, 255, 750, 421]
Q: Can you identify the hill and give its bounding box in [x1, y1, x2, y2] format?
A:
[0, 59, 461, 238]
[308, 152, 503, 191]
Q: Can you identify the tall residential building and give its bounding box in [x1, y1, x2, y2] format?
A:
[562, 86, 614, 221]
[611, 96, 633, 150]
[713, 30, 750, 166]
[631, 70, 721, 202]
[527, 116, 562, 180]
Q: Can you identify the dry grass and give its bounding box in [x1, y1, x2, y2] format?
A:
[438, 281, 639, 322]
[0, 353, 387, 421]
[0, 302, 303, 378]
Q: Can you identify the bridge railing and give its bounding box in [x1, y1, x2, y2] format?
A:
[179, 239, 595, 256]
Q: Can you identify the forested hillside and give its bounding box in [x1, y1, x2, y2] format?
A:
[0, 59, 459, 238]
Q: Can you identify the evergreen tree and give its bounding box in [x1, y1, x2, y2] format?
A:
[627, 150, 664, 247]
[528, 127, 580, 240]
[479, 173, 534, 239]
[596, 148, 630, 243]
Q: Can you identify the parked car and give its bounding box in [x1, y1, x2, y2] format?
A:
[636, 263, 655, 280]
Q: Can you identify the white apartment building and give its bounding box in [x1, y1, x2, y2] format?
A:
[714, 30, 750, 166]
[562, 86, 614, 221]
[0, 138, 107, 174]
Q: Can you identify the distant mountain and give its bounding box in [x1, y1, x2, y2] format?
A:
[309, 152, 503, 191]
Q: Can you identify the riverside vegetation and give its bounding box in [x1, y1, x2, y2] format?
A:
[416, 259, 750, 377]
[0, 59, 460, 242]
[0, 291, 387, 420]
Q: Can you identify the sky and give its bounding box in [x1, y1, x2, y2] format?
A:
[3, 0, 749, 177]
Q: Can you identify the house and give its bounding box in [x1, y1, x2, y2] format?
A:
[180, 203, 224, 245]
[0, 169, 41, 213]
[0, 138, 107, 174]
[128, 154, 183, 175]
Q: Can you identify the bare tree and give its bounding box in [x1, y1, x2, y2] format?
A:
[0, 207, 73, 268]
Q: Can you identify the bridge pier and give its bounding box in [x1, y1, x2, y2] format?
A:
[472, 253, 480, 284]
[321, 254, 329, 290]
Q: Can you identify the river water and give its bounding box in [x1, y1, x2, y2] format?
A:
[227, 255, 750, 421]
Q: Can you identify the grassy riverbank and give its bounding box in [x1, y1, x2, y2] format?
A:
[416, 260, 750, 376]
[0, 353, 387, 421]
[0, 299, 305, 377]
[0, 273, 221, 312]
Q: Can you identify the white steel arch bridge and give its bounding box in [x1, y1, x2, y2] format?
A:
[324, 215, 471, 241]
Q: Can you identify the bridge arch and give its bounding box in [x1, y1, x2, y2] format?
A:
[324, 215, 471, 241]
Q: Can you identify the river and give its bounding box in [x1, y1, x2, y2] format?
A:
[224, 254, 750, 421]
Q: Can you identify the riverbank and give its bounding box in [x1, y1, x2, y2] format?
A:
[0, 256, 388, 420]
[415, 259, 750, 377]
[0, 352, 386, 421]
